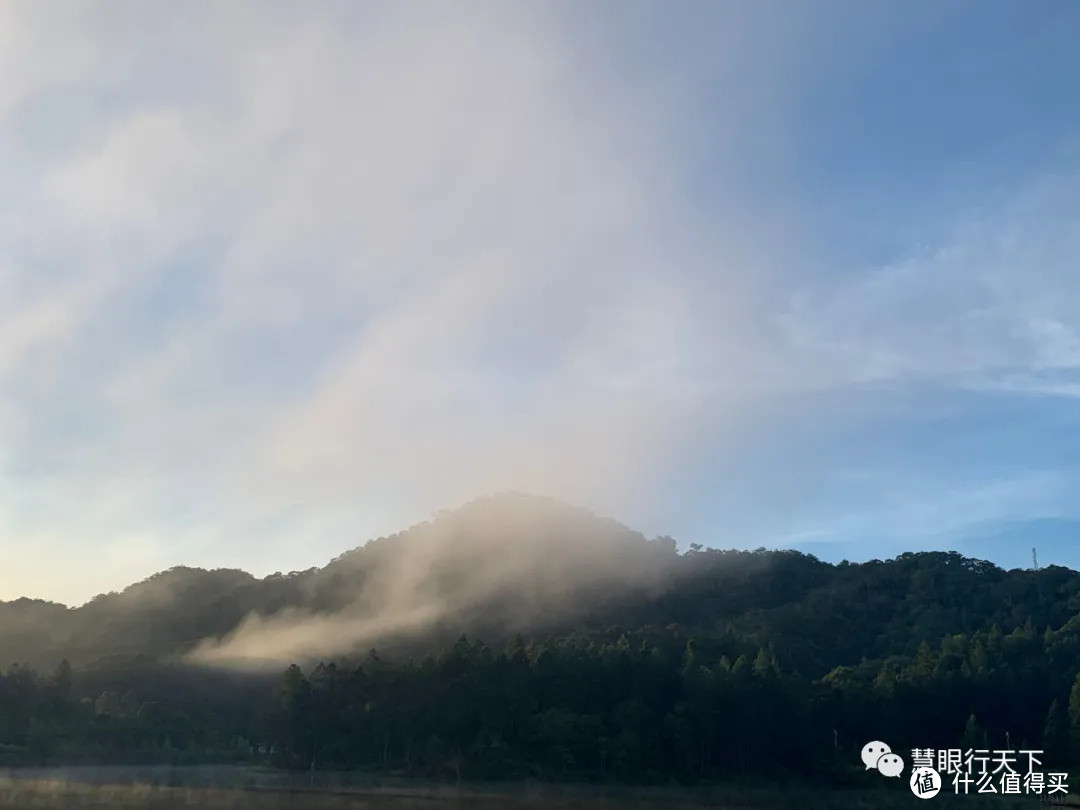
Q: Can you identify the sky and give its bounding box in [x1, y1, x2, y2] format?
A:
[2, 0, 1080, 605]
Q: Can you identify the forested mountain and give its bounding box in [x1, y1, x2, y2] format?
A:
[1, 493, 1079, 782]
[0, 494, 683, 669]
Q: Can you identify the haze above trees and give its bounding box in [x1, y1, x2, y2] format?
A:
[1, 493, 1078, 782]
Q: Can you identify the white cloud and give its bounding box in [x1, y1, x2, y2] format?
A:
[43, 109, 207, 227]
[775, 167, 1080, 390]
[0, 1, 1076, 605]
[0, 2, 100, 119]
[0, 1, 777, 604]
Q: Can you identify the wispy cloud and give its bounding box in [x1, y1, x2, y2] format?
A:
[0, 1, 780, 603]
[776, 166, 1080, 391]
[1, 1, 1078, 603]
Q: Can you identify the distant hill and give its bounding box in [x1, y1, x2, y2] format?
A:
[1, 492, 1078, 680]
[3, 493, 1080, 779]
[0, 493, 679, 669]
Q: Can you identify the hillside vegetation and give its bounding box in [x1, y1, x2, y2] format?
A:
[0, 494, 1078, 783]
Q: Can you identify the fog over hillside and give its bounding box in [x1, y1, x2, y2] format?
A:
[0, 494, 683, 670]
[188, 493, 681, 668]
[3, 491, 1074, 682]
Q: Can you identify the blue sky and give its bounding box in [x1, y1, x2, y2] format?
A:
[2, 1, 1080, 604]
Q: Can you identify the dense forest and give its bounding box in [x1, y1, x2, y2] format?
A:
[1, 496, 1080, 784]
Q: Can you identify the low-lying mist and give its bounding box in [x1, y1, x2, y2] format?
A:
[186, 493, 680, 669]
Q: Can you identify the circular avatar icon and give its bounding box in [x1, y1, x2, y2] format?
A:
[909, 766, 942, 799]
